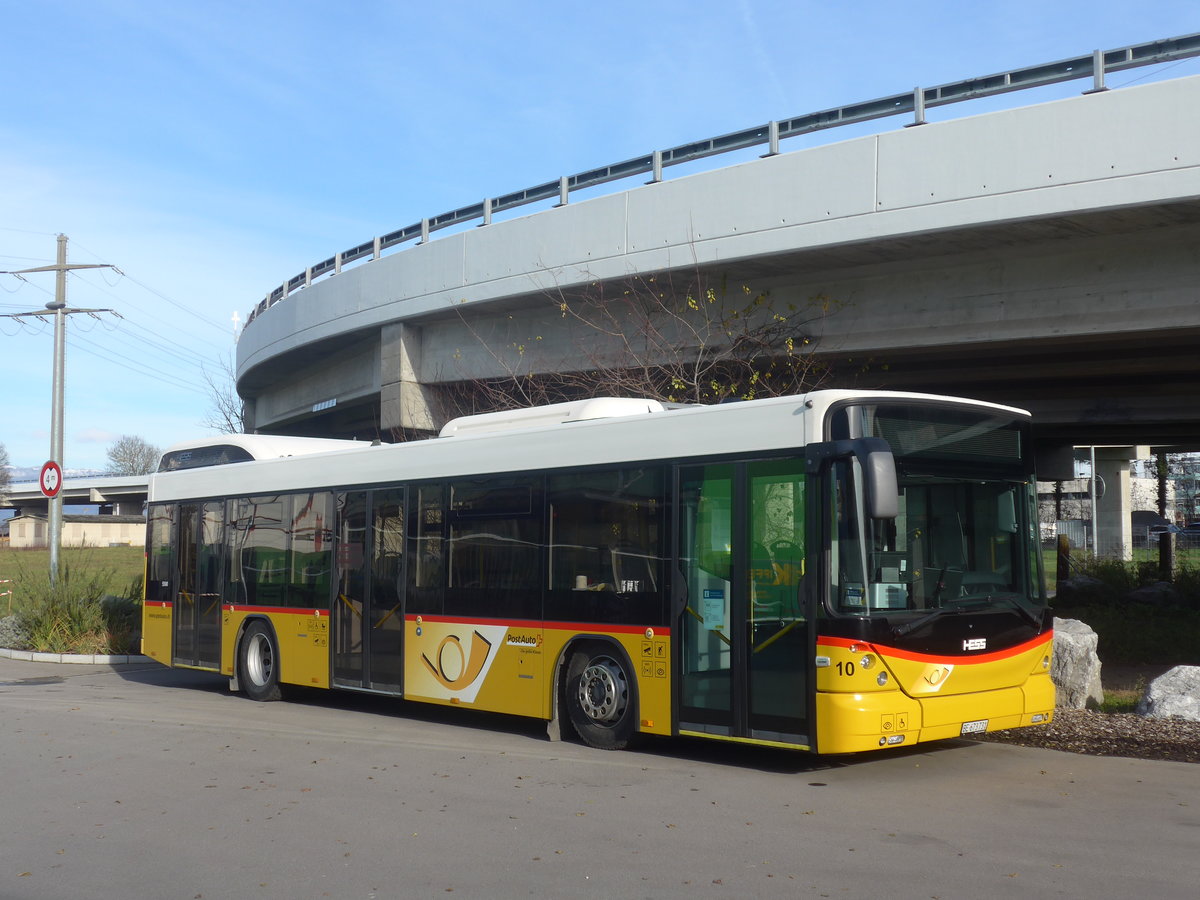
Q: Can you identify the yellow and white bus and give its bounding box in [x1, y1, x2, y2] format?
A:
[141, 390, 1054, 755]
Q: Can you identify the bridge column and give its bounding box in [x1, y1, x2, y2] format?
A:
[242, 397, 258, 432]
[1094, 447, 1137, 559]
[380, 323, 442, 436]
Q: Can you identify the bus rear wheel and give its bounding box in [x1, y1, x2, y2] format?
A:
[239, 621, 282, 702]
[565, 647, 637, 750]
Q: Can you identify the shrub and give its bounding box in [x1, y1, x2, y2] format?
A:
[1052, 554, 1200, 665]
[1172, 564, 1200, 611]
[7, 553, 142, 654]
[1057, 554, 1200, 610]
[101, 582, 143, 653]
[1053, 602, 1200, 666]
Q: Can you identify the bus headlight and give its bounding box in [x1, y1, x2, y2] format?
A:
[859, 655, 874, 669]
[876, 672, 889, 687]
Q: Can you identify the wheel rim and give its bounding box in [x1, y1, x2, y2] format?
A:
[577, 656, 627, 724]
[245, 632, 273, 687]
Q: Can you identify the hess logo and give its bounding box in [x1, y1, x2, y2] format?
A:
[421, 630, 494, 690]
[962, 637, 987, 651]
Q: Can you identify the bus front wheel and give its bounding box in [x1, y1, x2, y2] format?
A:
[239, 621, 282, 702]
[565, 647, 637, 750]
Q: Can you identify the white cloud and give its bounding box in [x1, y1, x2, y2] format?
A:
[76, 428, 121, 445]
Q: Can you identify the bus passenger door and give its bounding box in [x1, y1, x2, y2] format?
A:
[173, 501, 223, 670]
[678, 460, 809, 745]
[333, 490, 406, 693]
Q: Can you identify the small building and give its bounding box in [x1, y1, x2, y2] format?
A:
[7, 514, 146, 549]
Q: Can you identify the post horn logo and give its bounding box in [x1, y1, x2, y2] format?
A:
[421, 630, 494, 691]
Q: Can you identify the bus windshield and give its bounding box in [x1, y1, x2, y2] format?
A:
[828, 402, 1045, 620]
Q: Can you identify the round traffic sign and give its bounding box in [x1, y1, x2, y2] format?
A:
[39, 460, 63, 498]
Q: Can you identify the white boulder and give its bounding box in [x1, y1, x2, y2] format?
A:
[1051, 617, 1104, 710]
[1136, 666, 1200, 722]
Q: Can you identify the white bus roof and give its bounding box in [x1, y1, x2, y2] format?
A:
[438, 397, 671, 438]
[158, 433, 365, 464]
[147, 391, 1031, 504]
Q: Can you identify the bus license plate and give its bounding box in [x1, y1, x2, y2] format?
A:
[960, 719, 989, 735]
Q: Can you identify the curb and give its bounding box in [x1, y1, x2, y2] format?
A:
[0, 647, 154, 665]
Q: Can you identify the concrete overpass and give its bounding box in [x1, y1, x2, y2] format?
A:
[236, 34, 1200, 470]
[1, 475, 148, 516]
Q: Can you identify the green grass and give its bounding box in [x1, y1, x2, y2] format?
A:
[0, 545, 145, 613]
[0, 545, 145, 653]
[1098, 690, 1142, 714]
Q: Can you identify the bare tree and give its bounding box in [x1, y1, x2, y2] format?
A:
[200, 353, 245, 434]
[432, 267, 835, 426]
[105, 435, 161, 476]
[0, 442, 10, 502]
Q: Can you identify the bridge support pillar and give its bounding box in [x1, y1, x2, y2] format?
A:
[1094, 447, 1137, 560]
[380, 323, 441, 437]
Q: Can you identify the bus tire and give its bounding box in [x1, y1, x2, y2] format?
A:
[239, 620, 282, 702]
[565, 646, 638, 750]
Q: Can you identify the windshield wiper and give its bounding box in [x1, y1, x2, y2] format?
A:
[891, 593, 1042, 639]
[891, 604, 964, 638]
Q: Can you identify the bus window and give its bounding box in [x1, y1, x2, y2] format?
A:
[748, 459, 806, 624]
[545, 467, 664, 625]
[407, 484, 445, 615]
[146, 504, 175, 605]
[446, 476, 542, 619]
[231, 497, 288, 607]
[290, 492, 333, 610]
[831, 460, 869, 613]
[227, 493, 332, 610]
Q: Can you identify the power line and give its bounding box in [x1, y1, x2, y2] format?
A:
[16, 307, 220, 392]
[66, 330, 208, 396]
[95, 317, 219, 377]
[6, 237, 236, 363]
[66, 267, 230, 354]
[114, 268, 233, 339]
[6, 285, 230, 385]
[68, 237, 232, 341]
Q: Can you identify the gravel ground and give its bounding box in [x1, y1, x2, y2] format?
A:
[978, 709, 1200, 763]
[977, 666, 1200, 763]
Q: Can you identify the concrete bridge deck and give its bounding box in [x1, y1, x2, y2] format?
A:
[236, 63, 1200, 453]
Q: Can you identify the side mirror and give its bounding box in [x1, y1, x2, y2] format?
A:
[863, 444, 899, 520]
[997, 491, 1018, 533]
[807, 437, 899, 520]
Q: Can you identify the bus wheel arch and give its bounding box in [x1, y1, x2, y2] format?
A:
[559, 638, 640, 751]
[236, 617, 283, 702]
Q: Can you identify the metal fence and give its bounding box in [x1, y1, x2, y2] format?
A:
[1059, 524, 1200, 553]
[244, 32, 1200, 329]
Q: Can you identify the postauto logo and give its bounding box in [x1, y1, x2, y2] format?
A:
[421, 630, 495, 691]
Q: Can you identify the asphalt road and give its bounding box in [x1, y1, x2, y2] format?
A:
[0, 656, 1196, 900]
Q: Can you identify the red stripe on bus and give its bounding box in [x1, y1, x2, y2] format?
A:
[818, 631, 1052, 665]
[405, 613, 670, 637]
[145, 600, 173, 608]
[222, 605, 327, 617]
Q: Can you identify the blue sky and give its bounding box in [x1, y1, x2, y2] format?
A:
[2, 0, 1197, 473]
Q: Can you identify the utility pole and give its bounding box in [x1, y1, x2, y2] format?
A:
[1, 234, 114, 585]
